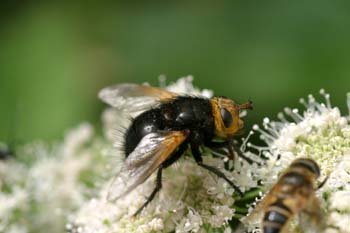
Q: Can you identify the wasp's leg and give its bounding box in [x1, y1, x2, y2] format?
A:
[316, 176, 329, 190]
[191, 143, 243, 196]
[133, 167, 163, 216]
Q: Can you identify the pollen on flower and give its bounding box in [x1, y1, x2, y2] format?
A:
[252, 124, 259, 131]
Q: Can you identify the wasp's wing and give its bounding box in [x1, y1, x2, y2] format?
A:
[99, 83, 177, 113]
[107, 130, 189, 201]
[298, 194, 325, 233]
[241, 185, 281, 226]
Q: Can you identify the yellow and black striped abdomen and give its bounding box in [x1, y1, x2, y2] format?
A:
[262, 158, 320, 233]
[263, 199, 293, 233]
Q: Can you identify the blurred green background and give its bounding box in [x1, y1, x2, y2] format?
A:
[1, 1, 350, 143]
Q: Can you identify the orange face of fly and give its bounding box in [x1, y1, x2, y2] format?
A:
[210, 97, 253, 139]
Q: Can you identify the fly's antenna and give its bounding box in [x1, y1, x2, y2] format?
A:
[239, 99, 253, 110]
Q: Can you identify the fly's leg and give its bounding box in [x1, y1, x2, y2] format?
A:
[229, 140, 259, 165]
[206, 140, 259, 165]
[133, 167, 163, 216]
[133, 143, 188, 216]
[205, 141, 230, 148]
[191, 143, 243, 196]
[162, 143, 188, 168]
[205, 141, 231, 158]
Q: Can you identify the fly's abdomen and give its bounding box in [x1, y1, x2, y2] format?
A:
[263, 201, 292, 233]
[124, 109, 164, 156]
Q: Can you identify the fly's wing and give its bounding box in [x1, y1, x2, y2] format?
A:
[107, 130, 189, 202]
[99, 83, 177, 114]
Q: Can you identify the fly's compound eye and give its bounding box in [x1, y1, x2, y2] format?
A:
[220, 108, 233, 128]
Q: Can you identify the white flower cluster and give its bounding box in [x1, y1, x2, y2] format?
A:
[0, 123, 106, 233]
[242, 90, 350, 233]
[69, 157, 240, 233]
[68, 76, 258, 233]
[3, 76, 349, 233]
[0, 160, 28, 233]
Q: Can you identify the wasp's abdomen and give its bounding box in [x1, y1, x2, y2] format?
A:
[263, 200, 292, 233]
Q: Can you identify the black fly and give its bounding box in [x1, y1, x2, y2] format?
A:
[99, 82, 253, 215]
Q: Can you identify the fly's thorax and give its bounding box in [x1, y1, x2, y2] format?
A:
[160, 97, 214, 129]
[210, 97, 244, 138]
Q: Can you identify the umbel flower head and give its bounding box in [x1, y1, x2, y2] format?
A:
[242, 90, 350, 233]
[2, 76, 349, 233]
[68, 76, 258, 233]
[0, 123, 107, 233]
